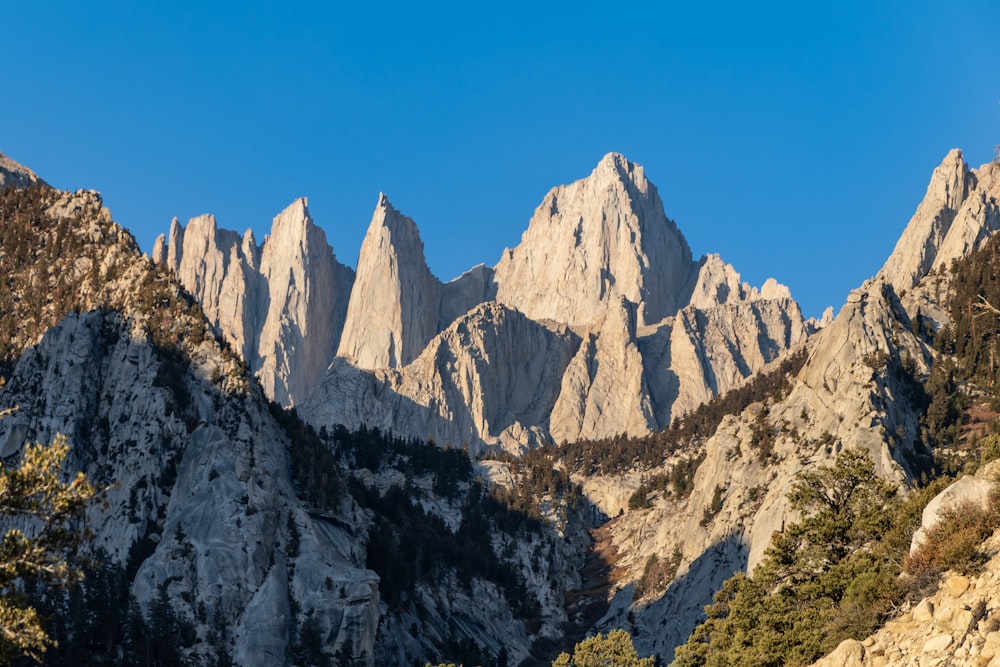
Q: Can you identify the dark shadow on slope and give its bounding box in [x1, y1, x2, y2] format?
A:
[626, 531, 749, 664]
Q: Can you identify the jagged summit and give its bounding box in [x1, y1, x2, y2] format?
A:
[336, 193, 442, 370]
[593, 151, 650, 189]
[494, 152, 694, 328]
[267, 196, 310, 237]
[153, 197, 355, 405]
[147, 151, 808, 448]
[0, 151, 44, 188]
[878, 149, 1000, 293]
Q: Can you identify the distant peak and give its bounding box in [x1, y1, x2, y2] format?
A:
[590, 152, 649, 195]
[594, 152, 637, 175]
[375, 192, 401, 216]
[274, 197, 312, 225]
[598, 151, 630, 167]
[280, 197, 310, 218]
[369, 193, 420, 238]
[942, 147, 964, 164]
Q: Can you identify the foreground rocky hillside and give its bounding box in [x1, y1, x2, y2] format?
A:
[156, 153, 813, 453]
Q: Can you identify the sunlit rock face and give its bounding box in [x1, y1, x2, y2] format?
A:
[879, 150, 1000, 293]
[336, 193, 442, 370]
[493, 152, 695, 328]
[154, 198, 354, 405]
[153, 151, 810, 447]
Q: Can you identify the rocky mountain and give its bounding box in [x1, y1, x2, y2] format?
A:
[4, 146, 1000, 667]
[492, 152, 694, 328]
[157, 152, 811, 453]
[0, 175, 590, 666]
[336, 194, 444, 370]
[878, 149, 1000, 293]
[153, 198, 354, 405]
[584, 150, 1000, 663]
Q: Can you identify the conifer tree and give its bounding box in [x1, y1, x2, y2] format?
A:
[0, 430, 94, 663]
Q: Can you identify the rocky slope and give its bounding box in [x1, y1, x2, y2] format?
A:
[583, 151, 999, 663]
[588, 277, 931, 662]
[811, 464, 1000, 667]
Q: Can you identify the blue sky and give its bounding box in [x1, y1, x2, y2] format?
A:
[3, 1, 998, 318]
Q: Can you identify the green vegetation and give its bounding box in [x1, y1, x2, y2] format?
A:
[552, 629, 653, 666]
[0, 433, 94, 663]
[673, 449, 950, 667]
[485, 446, 585, 523]
[920, 234, 1000, 471]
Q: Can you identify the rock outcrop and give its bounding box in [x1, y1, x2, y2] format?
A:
[153, 198, 354, 405]
[0, 150, 43, 188]
[255, 198, 354, 404]
[336, 194, 443, 370]
[550, 297, 656, 442]
[154, 214, 262, 364]
[879, 150, 1000, 293]
[303, 302, 580, 455]
[810, 537, 1000, 667]
[808, 461, 1000, 667]
[493, 152, 695, 328]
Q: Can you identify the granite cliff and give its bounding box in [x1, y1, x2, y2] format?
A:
[157, 152, 812, 452]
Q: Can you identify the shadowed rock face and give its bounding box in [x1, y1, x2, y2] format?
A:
[0, 311, 381, 666]
[0, 184, 380, 665]
[304, 302, 582, 455]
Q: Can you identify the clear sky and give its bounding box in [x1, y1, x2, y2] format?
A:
[3, 1, 998, 318]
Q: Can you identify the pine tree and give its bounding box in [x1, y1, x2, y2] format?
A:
[0, 430, 94, 663]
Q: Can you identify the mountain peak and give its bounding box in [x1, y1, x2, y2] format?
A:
[370, 192, 421, 239]
[0, 151, 45, 188]
[494, 154, 692, 327]
[877, 147, 994, 292]
[336, 196, 442, 369]
[593, 152, 649, 194]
